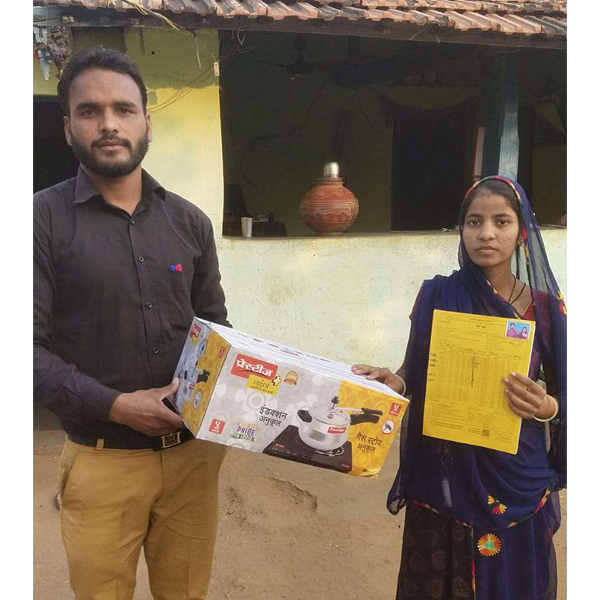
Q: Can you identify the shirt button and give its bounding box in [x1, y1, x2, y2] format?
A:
[138, 256, 145, 263]
[146, 302, 153, 309]
[130, 219, 136, 225]
[152, 348, 159, 355]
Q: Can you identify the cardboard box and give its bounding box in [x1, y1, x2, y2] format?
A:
[171, 318, 409, 477]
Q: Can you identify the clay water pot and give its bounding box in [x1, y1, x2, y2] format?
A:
[299, 162, 359, 235]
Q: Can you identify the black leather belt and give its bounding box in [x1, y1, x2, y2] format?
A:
[67, 429, 194, 451]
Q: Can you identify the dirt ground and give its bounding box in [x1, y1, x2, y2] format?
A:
[34, 433, 566, 600]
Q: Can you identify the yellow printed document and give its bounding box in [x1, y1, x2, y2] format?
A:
[423, 310, 536, 454]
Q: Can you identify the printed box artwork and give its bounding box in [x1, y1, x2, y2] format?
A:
[171, 318, 409, 477]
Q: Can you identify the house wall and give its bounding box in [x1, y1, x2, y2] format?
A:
[34, 28, 567, 370]
[126, 29, 225, 227]
[218, 230, 566, 369]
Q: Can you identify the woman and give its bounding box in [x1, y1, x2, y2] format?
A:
[353, 176, 566, 600]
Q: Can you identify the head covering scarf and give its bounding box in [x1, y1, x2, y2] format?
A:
[387, 176, 567, 525]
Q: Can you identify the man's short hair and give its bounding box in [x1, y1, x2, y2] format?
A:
[57, 47, 148, 115]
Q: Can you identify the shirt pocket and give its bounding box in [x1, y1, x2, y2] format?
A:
[166, 266, 195, 333]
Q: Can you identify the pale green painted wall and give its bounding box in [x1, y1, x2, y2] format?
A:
[218, 230, 567, 370]
[125, 29, 225, 226]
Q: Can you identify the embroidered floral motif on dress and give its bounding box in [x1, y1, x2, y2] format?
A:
[477, 533, 502, 557]
[487, 494, 507, 515]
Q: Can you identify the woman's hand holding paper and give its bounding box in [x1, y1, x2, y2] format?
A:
[503, 372, 557, 420]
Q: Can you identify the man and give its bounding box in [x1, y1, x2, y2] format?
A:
[34, 47, 229, 600]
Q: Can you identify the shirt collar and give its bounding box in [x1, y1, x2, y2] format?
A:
[73, 167, 166, 204]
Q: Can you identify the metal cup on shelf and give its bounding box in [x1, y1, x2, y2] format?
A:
[241, 217, 253, 238]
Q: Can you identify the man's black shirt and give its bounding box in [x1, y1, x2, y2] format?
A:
[34, 168, 230, 442]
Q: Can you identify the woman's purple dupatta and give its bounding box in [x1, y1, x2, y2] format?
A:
[387, 176, 567, 526]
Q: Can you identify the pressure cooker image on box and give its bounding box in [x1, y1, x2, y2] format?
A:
[263, 396, 383, 474]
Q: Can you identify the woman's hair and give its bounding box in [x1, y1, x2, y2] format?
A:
[58, 47, 148, 116]
[458, 179, 522, 230]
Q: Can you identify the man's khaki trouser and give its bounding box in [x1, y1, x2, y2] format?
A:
[58, 437, 227, 600]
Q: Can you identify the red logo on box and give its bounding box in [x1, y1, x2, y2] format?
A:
[327, 426, 347, 435]
[390, 403, 401, 416]
[218, 346, 225, 358]
[231, 354, 278, 380]
[190, 323, 202, 341]
[209, 419, 225, 434]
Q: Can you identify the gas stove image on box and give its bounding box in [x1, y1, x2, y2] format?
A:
[263, 396, 384, 474]
[263, 425, 354, 474]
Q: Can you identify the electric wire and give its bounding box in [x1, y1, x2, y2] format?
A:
[354, 86, 389, 134]
[147, 31, 259, 114]
[148, 66, 214, 114]
[147, 28, 278, 114]
[239, 79, 334, 187]
[192, 30, 202, 71]
[118, 0, 183, 31]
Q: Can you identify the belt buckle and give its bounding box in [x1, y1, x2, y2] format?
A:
[158, 431, 181, 450]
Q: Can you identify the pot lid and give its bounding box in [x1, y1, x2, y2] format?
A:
[310, 405, 349, 426]
[323, 162, 340, 178]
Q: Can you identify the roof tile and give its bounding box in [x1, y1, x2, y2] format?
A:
[540, 15, 567, 32]
[422, 9, 451, 26]
[340, 7, 369, 20]
[450, 10, 494, 30]
[381, 9, 413, 22]
[501, 13, 542, 34]
[525, 15, 565, 35]
[484, 13, 519, 33]
[32, 0, 568, 39]
[245, 0, 269, 17]
[287, 3, 321, 20]
[446, 10, 482, 30]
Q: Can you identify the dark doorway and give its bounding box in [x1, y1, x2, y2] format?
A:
[34, 97, 79, 193]
[389, 99, 475, 231]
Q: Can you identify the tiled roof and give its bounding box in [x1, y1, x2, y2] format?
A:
[33, 0, 567, 38]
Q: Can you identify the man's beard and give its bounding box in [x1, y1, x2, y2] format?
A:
[71, 132, 150, 178]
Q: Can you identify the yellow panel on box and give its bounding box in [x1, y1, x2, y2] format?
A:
[338, 381, 408, 476]
[179, 330, 230, 436]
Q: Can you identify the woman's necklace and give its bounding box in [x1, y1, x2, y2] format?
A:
[506, 275, 517, 303]
[509, 280, 527, 307]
